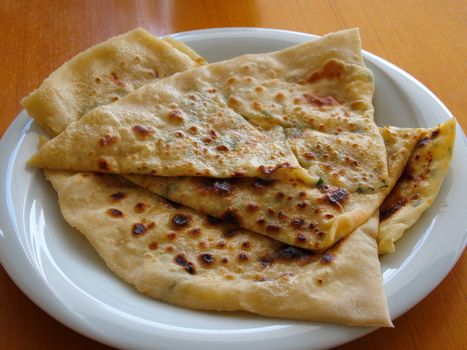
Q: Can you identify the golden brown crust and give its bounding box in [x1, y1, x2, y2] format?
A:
[378, 119, 456, 254]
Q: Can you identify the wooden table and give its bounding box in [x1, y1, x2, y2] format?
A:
[1, 1, 466, 349]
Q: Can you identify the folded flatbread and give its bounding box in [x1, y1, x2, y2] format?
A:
[126, 126, 422, 250]
[45, 170, 392, 327]
[21, 28, 203, 136]
[378, 119, 455, 254]
[42, 123, 421, 326]
[27, 29, 386, 184]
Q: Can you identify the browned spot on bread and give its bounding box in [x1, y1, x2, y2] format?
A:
[266, 224, 280, 233]
[275, 92, 285, 101]
[252, 101, 263, 110]
[171, 214, 192, 229]
[174, 254, 196, 274]
[296, 233, 307, 242]
[324, 214, 334, 219]
[241, 241, 251, 249]
[99, 135, 118, 147]
[256, 218, 266, 226]
[277, 211, 288, 220]
[320, 186, 348, 207]
[247, 203, 259, 212]
[291, 218, 305, 229]
[110, 192, 126, 202]
[107, 208, 124, 218]
[276, 192, 285, 200]
[303, 93, 340, 107]
[148, 242, 158, 250]
[168, 110, 184, 123]
[97, 158, 110, 171]
[417, 137, 430, 147]
[380, 195, 408, 221]
[167, 232, 177, 240]
[132, 125, 154, 138]
[199, 253, 215, 266]
[134, 202, 147, 213]
[165, 246, 174, 253]
[221, 209, 241, 225]
[238, 252, 249, 261]
[175, 131, 184, 138]
[308, 59, 346, 83]
[227, 96, 240, 107]
[199, 179, 234, 196]
[226, 77, 237, 84]
[267, 208, 275, 216]
[216, 145, 229, 152]
[110, 72, 124, 86]
[221, 257, 228, 264]
[216, 241, 226, 248]
[188, 228, 201, 237]
[297, 201, 309, 209]
[260, 245, 317, 267]
[132, 223, 150, 235]
[320, 253, 335, 264]
[188, 126, 198, 134]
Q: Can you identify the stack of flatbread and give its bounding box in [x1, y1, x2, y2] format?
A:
[22, 28, 455, 327]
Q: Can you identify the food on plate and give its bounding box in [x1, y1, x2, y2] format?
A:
[27, 29, 386, 184]
[20, 27, 456, 327]
[378, 119, 455, 254]
[45, 170, 391, 326]
[21, 28, 202, 136]
[125, 125, 424, 251]
[28, 111, 307, 181]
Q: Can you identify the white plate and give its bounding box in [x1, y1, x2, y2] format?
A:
[0, 28, 466, 350]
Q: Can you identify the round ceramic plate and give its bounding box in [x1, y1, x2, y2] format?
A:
[0, 28, 466, 350]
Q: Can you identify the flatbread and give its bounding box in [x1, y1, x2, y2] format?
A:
[45, 170, 391, 327]
[126, 126, 422, 251]
[378, 119, 456, 254]
[27, 29, 385, 184]
[21, 28, 201, 136]
[28, 109, 307, 181]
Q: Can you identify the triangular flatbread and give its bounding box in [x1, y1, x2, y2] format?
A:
[378, 119, 455, 254]
[28, 29, 386, 184]
[21, 28, 203, 136]
[45, 170, 391, 327]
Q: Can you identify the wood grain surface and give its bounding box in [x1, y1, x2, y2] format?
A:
[0, 1, 466, 349]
